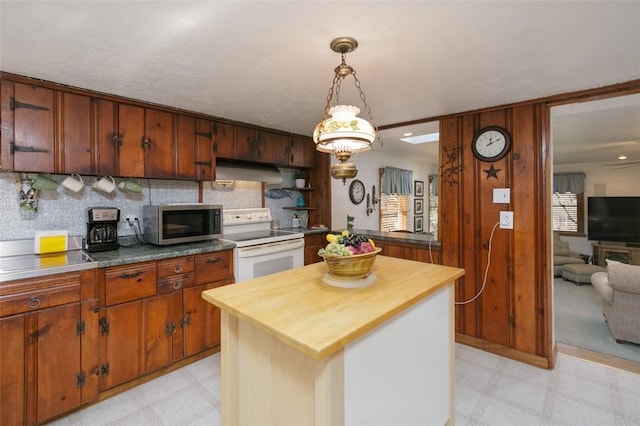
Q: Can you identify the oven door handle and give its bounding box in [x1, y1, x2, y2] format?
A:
[236, 239, 304, 258]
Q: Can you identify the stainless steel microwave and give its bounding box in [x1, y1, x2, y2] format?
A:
[143, 204, 222, 245]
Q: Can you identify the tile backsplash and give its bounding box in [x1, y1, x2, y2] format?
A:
[0, 170, 303, 242]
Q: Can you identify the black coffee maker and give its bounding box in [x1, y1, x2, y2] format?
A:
[86, 207, 120, 252]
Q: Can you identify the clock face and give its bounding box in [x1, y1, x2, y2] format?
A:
[472, 126, 511, 161]
[349, 179, 366, 205]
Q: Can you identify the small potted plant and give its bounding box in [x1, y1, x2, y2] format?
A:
[293, 169, 308, 188]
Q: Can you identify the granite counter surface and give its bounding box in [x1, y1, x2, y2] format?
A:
[89, 239, 235, 268]
[336, 228, 441, 247]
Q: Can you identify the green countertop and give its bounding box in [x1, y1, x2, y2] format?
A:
[89, 239, 235, 268]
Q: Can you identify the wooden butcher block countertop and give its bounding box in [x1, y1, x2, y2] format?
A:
[202, 255, 465, 360]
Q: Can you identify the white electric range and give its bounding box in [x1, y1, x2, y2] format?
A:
[220, 208, 304, 282]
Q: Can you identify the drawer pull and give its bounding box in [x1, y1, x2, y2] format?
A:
[120, 271, 142, 279]
[172, 281, 181, 290]
[27, 297, 42, 309]
[174, 264, 183, 273]
[205, 258, 220, 264]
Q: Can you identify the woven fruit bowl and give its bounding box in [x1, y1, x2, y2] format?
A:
[319, 247, 382, 280]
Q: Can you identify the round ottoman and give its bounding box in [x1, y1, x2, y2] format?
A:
[561, 263, 606, 285]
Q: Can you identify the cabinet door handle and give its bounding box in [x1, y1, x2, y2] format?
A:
[205, 258, 220, 264]
[172, 281, 181, 290]
[173, 264, 183, 273]
[165, 322, 176, 335]
[27, 297, 42, 309]
[180, 315, 191, 328]
[120, 271, 142, 279]
[111, 133, 123, 145]
[141, 137, 152, 148]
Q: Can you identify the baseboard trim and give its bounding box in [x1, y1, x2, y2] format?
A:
[556, 342, 640, 375]
[455, 333, 552, 369]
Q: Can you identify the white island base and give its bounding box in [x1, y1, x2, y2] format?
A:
[220, 284, 454, 425]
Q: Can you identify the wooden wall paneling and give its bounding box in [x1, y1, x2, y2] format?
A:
[511, 104, 541, 355]
[476, 109, 512, 347]
[443, 104, 553, 364]
[439, 117, 466, 331]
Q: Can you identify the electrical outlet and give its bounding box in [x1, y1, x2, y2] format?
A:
[124, 214, 137, 224]
[500, 211, 514, 229]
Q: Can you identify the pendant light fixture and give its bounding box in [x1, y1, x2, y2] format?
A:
[313, 37, 380, 184]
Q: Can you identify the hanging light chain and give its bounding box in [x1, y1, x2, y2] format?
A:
[352, 70, 382, 147]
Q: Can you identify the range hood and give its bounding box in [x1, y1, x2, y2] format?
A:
[214, 160, 283, 184]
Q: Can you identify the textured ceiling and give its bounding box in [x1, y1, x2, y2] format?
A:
[0, 1, 638, 164]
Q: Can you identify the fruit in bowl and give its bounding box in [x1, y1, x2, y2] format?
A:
[318, 231, 381, 279]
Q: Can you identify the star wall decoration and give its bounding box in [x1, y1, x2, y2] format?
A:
[484, 164, 501, 179]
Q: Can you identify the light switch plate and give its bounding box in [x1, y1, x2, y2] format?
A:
[493, 188, 511, 204]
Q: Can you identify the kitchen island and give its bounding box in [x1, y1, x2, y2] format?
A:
[202, 255, 464, 425]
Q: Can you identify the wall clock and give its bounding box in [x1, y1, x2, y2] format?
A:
[472, 126, 511, 162]
[349, 179, 366, 205]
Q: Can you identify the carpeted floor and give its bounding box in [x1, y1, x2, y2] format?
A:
[554, 277, 640, 363]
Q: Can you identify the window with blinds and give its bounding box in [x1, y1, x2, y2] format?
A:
[380, 194, 409, 231]
[552, 192, 584, 233]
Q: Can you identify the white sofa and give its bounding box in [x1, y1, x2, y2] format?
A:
[591, 262, 640, 345]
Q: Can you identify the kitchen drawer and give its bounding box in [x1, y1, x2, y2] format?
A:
[104, 262, 157, 306]
[195, 250, 232, 285]
[157, 256, 194, 278]
[0, 274, 81, 316]
[157, 272, 195, 294]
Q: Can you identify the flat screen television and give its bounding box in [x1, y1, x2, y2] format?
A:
[587, 196, 640, 244]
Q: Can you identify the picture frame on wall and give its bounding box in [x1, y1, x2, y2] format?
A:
[414, 180, 424, 197]
[414, 198, 424, 215]
[414, 215, 424, 233]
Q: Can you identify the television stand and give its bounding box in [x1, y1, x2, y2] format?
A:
[591, 242, 640, 266]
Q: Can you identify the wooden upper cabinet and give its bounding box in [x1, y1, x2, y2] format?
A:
[93, 98, 118, 176]
[12, 82, 55, 173]
[287, 135, 315, 168]
[57, 92, 92, 174]
[117, 104, 145, 177]
[176, 114, 197, 180]
[195, 119, 215, 181]
[143, 108, 174, 179]
[0, 80, 14, 171]
[213, 121, 236, 159]
[176, 116, 216, 181]
[235, 126, 280, 164]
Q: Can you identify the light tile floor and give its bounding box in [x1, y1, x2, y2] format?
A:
[49, 344, 640, 426]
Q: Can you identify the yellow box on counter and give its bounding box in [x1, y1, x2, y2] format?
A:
[34, 230, 68, 254]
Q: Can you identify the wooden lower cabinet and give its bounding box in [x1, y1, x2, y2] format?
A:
[101, 300, 144, 390]
[0, 271, 98, 426]
[376, 241, 441, 264]
[0, 250, 232, 424]
[304, 233, 326, 265]
[99, 250, 234, 392]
